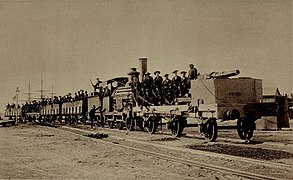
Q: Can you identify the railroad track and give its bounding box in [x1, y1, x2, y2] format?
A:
[49, 124, 290, 180]
[42, 122, 293, 170]
[70, 123, 293, 167]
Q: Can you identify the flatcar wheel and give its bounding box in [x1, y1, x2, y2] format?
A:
[144, 119, 157, 134]
[202, 119, 218, 142]
[237, 118, 254, 140]
[125, 118, 134, 131]
[58, 117, 62, 124]
[65, 117, 69, 124]
[73, 118, 78, 126]
[171, 120, 183, 137]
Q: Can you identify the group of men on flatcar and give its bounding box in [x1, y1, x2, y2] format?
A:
[37, 90, 89, 107]
[128, 63, 198, 106]
[6, 103, 21, 110]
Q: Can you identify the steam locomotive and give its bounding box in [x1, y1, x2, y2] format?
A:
[5, 58, 263, 142]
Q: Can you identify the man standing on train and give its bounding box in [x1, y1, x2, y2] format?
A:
[188, 64, 198, 80]
[172, 70, 182, 98]
[163, 74, 173, 105]
[180, 71, 189, 97]
[153, 71, 163, 105]
[91, 78, 102, 93]
[143, 72, 154, 105]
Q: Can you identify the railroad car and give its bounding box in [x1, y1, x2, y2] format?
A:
[4, 106, 21, 120]
[9, 58, 265, 142]
[60, 100, 86, 125]
[40, 103, 60, 123]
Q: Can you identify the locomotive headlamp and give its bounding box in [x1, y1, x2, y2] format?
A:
[112, 81, 118, 88]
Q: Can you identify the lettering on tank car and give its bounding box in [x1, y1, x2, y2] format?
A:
[229, 92, 242, 96]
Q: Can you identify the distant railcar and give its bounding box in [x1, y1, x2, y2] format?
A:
[4, 107, 21, 120]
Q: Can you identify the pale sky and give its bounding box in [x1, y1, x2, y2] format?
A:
[0, 0, 292, 110]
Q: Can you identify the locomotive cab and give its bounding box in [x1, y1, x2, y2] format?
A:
[87, 77, 128, 127]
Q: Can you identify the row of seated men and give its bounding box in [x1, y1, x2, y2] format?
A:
[18, 89, 90, 114]
[129, 64, 198, 106]
[40, 89, 89, 106]
[21, 101, 41, 114]
[6, 103, 21, 109]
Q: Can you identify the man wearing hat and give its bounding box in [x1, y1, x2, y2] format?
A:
[153, 71, 163, 105]
[163, 74, 173, 104]
[127, 68, 141, 106]
[181, 71, 189, 97]
[94, 78, 102, 92]
[188, 64, 198, 80]
[172, 70, 182, 98]
[142, 72, 154, 104]
[127, 68, 140, 88]
[74, 92, 79, 101]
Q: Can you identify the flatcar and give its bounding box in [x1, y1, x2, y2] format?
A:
[4, 106, 21, 120]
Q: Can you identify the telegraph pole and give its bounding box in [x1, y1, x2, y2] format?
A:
[41, 71, 44, 99]
[28, 76, 31, 102]
[15, 87, 20, 125]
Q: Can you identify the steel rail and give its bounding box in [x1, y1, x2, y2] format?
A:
[56, 125, 284, 180]
[71, 124, 293, 170]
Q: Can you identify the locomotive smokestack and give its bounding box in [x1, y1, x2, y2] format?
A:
[139, 57, 148, 82]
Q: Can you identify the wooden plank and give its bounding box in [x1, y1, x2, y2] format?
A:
[0, 120, 16, 126]
[134, 105, 189, 115]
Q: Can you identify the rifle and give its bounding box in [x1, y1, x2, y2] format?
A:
[89, 79, 95, 87]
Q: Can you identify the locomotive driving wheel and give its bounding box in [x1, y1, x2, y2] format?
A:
[73, 115, 78, 126]
[144, 116, 158, 134]
[237, 118, 254, 141]
[200, 118, 218, 142]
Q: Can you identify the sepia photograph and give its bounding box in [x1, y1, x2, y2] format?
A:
[0, 0, 293, 179]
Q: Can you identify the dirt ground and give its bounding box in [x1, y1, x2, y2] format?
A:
[1, 123, 293, 179]
[0, 124, 240, 180]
